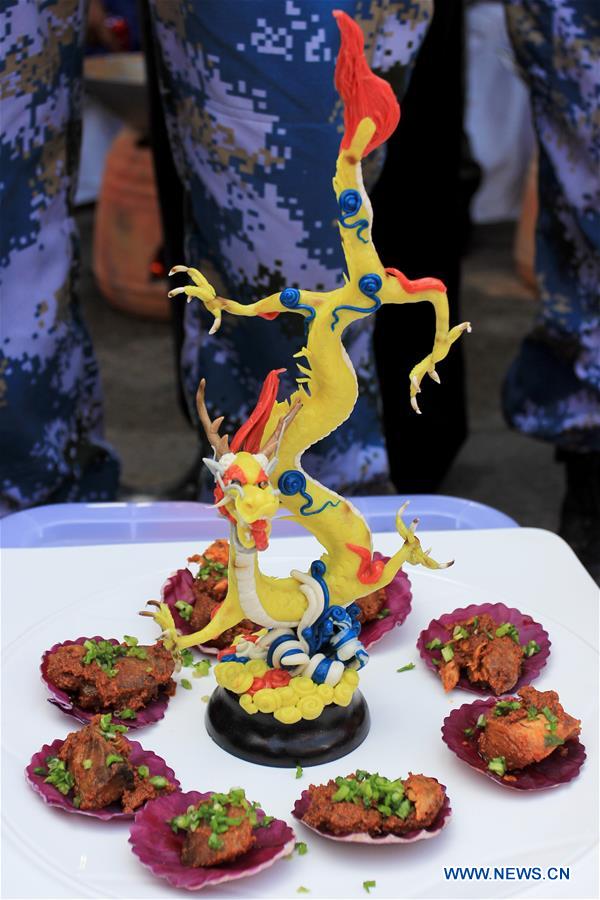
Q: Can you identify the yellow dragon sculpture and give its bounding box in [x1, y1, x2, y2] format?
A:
[146, 11, 469, 705]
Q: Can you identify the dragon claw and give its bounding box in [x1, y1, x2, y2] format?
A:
[138, 601, 180, 651]
[410, 394, 422, 415]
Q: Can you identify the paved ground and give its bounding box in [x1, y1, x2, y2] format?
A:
[79, 211, 562, 532]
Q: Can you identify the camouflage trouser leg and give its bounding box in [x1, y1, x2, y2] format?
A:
[502, 0, 600, 452]
[0, 0, 119, 515]
[149, 0, 432, 493]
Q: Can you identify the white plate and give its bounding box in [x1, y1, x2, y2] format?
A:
[2, 528, 598, 899]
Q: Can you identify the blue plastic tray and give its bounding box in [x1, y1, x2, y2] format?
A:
[2, 495, 517, 547]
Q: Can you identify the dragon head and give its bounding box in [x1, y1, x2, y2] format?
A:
[197, 372, 299, 552]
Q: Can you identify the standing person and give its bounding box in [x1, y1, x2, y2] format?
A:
[502, 1, 600, 574]
[0, 0, 120, 515]
[145, 0, 444, 496]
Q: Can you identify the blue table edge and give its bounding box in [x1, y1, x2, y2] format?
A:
[1, 496, 517, 548]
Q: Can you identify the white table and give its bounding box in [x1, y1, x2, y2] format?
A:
[2, 529, 598, 899]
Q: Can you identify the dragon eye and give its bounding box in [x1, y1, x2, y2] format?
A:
[228, 478, 242, 487]
[258, 480, 269, 489]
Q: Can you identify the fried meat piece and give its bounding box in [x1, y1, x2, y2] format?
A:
[478, 686, 581, 771]
[188, 541, 257, 648]
[301, 775, 444, 837]
[181, 805, 255, 867]
[58, 715, 175, 811]
[301, 782, 381, 836]
[354, 588, 387, 625]
[46, 642, 176, 712]
[438, 614, 523, 694]
[59, 719, 133, 810]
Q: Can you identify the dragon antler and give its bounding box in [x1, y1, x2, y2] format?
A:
[260, 400, 302, 460]
[196, 378, 230, 459]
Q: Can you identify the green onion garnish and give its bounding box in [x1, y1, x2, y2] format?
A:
[295, 841, 308, 855]
[363, 881, 376, 894]
[137, 765, 150, 778]
[295, 764, 303, 779]
[396, 662, 415, 673]
[180, 678, 192, 690]
[376, 608, 390, 620]
[441, 645, 454, 662]
[115, 708, 136, 720]
[193, 660, 211, 678]
[526, 706, 538, 720]
[175, 600, 194, 622]
[82, 759, 92, 770]
[523, 639, 540, 657]
[495, 623, 520, 643]
[149, 775, 168, 789]
[105, 754, 123, 767]
[487, 757, 506, 776]
[476, 714, 487, 729]
[425, 638, 442, 651]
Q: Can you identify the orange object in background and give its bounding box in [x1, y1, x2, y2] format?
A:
[93, 127, 170, 320]
[513, 152, 538, 293]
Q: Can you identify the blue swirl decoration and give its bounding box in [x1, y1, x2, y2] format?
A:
[279, 287, 315, 326]
[278, 469, 340, 517]
[331, 272, 383, 332]
[338, 189, 369, 243]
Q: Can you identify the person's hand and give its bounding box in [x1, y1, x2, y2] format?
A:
[87, 0, 121, 51]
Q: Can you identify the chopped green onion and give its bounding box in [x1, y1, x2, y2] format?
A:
[495, 623, 520, 643]
[137, 765, 150, 778]
[296, 888, 310, 895]
[295, 841, 308, 855]
[376, 608, 390, 620]
[193, 660, 211, 678]
[180, 678, 192, 690]
[207, 833, 223, 851]
[542, 706, 558, 732]
[82, 759, 92, 770]
[494, 700, 521, 716]
[523, 639, 541, 657]
[149, 775, 168, 789]
[180, 648, 194, 668]
[476, 714, 487, 729]
[105, 754, 124, 767]
[123, 635, 138, 646]
[425, 638, 442, 651]
[453, 625, 469, 640]
[441, 645, 454, 662]
[175, 600, 194, 622]
[115, 708, 136, 720]
[396, 662, 415, 673]
[487, 757, 506, 777]
[463, 727, 474, 737]
[73, 796, 81, 808]
[33, 766, 47, 776]
[201, 695, 210, 703]
[295, 764, 303, 779]
[526, 706, 539, 720]
[44, 757, 75, 795]
[363, 882, 376, 894]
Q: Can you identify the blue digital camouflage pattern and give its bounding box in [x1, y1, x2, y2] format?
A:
[502, 0, 600, 451]
[0, 0, 120, 514]
[0, 0, 432, 512]
[148, 0, 433, 493]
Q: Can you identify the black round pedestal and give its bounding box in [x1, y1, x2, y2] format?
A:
[205, 687, 370, 768]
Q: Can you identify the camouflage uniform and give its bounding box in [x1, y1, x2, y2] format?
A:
[502, 0, 600, 452]
[0, 0, 432, 511]
[0, 0, 120, 514]
[148, 0, 433, 493]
